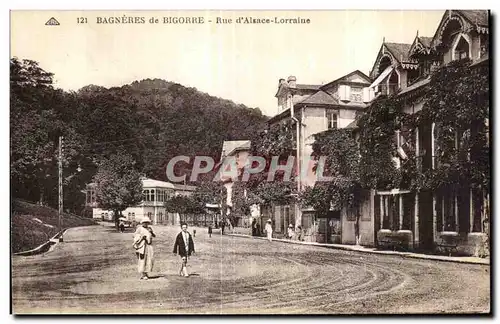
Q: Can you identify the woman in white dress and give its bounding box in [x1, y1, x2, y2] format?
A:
[265, 219, 273, 242]
[132, 217, 155, 280]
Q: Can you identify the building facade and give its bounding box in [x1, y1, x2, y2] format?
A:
[366, 10, 489, 256]
[266, 10, 489, 255]
[268, 71, 376, 243]
[85, 177, 196, 226]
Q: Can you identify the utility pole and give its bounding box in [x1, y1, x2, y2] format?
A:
[58, 136, 64, 242]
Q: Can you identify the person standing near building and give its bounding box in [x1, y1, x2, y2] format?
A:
[173, 222, 195, 277]
[132, 217, 155, 280]
[221, 220, 225, 235]
[287, 224, 294, 240]
[265, 219, 273, 242]
[208, 224, 213, 238]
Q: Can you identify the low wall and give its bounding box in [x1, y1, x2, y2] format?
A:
[435, 232, 488, 257]
[377, 229, 414, 250]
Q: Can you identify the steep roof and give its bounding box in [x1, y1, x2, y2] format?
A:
[320, 70, 371, 89]
[384, 42, 412, 62]
[419, 36, 433, 47]
[296, 90, 338, 106]
[457, 10, 489, 26]
[431, 10, 489, 47]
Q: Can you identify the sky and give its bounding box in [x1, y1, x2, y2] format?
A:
[10, 10, 445, 117]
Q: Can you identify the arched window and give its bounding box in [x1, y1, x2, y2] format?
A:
[150, 190, 155, 202]
[453, 35, 470, 61]
[378, 56, 392, 75]
[143, 190, 149, 202]
[387, 71, 399, 95]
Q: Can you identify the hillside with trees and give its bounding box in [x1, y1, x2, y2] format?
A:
[10, 57, 268, 215]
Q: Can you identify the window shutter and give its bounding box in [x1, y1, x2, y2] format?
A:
[345, 86, 351, 101]
[363, 87, 369, 102]
[338, 85, 346, 101]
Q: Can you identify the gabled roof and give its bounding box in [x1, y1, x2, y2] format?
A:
[409, 35, 434, 57]
[431, 10, 489, 48]
[296, 90, 338, 106]
[419, 36, 433, 47]
[370, 42, 412, 79]
[320, 70, 371, 89]
[384, 42, 412, 62]
[221, 140, 251, 158]
[457, 10, 489, 26]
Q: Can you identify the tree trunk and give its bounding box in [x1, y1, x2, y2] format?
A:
[114, 210, 120, 230]
[38, 186, 44, 206]
[355, 213, 361, 246]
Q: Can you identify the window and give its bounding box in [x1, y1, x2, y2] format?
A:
[454, 36, 470, 61]
[480, 34, 489, 58]
[350, 87, 363, 102]
[327, 112, 338, 130]
[87, 190, 96, 204]
[143, 190, 150, 201]
[156, 189, 164, 202]
[150, 190, 155, 202]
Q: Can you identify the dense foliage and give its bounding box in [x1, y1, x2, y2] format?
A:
[93, 153, 143, 226]
[299, 128, 361, 217]
[421, 59, 489, 193]
[10, 57, 268, 213]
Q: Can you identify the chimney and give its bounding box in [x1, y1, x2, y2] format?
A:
[287, 76, 297, 88]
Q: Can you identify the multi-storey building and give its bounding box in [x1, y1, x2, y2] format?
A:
[265, 10, 489, 255]
[366, 10, 489, 255]
[85, 177, 196, 225]
[268, 71, 376, 243]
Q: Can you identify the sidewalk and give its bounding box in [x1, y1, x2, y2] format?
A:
[227, 233, 490, 265]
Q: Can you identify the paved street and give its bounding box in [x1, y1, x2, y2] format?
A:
[12, 224, 490, 314]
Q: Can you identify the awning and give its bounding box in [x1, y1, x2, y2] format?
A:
[369, 66, 394, 88]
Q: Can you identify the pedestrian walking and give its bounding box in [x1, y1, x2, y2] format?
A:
[208, 224, 212, 238]
[287, 224, 294, 240]
[221, 221, 225, 235]
[173, 222, 195, 277]
[132, 217, 155, 280]
[296, 225, 303, 241]
[265, 219, 273, 242]
[251, 218, 257, 236]
[119, 220, 125, 233]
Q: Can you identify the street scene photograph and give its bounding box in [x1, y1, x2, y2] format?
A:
[10, 9, 490, 315]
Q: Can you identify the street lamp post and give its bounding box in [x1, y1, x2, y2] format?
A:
[58, 136, 64, 242]
[58, 136, 82, 242]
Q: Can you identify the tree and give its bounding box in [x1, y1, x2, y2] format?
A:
[299, 128, 363, 243]
[93, 153, 143, 229]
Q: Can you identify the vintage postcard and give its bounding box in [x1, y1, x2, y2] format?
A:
[10, 10, 490, 315]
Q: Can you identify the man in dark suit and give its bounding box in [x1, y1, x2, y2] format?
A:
[173, 222, 195, 277]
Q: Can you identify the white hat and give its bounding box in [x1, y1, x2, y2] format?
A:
[267, 219, 272, 223]
[141, 217, 152, 224]
[289, 224, 293, 228]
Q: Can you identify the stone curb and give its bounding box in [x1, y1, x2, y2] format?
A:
[13, 228, 69, 256]
[226, 233, 490, 266]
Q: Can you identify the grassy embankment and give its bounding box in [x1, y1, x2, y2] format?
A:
[11, 199, 97, 253]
